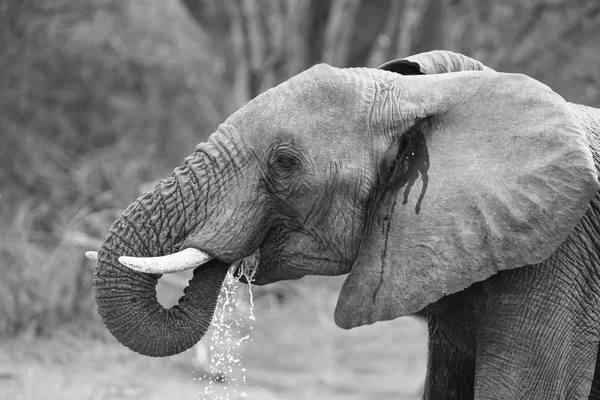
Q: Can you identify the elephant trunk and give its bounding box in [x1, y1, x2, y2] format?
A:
[93, 156, 229, 357]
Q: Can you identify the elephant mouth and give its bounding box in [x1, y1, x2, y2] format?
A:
[231, 249, 261, 284]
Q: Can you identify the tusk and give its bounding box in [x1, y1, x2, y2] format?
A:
[118, 248, 213, 274]
[85, 251, 98, 262]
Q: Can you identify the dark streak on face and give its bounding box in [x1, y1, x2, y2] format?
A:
[389, 122, 430, 214]
[403, 131, 430, 214]
[371, 119, 431, 300]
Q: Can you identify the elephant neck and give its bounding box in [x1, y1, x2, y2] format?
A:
[568, 103, 600, 261]
[569, 103, 600, 172]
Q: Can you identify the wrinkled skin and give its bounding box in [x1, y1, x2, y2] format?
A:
[92, 51, 600, 398]
[384, 55, 600, 400]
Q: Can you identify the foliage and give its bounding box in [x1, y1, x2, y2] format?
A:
[0, 0, 224, 335]
[1, 0, 599, 335]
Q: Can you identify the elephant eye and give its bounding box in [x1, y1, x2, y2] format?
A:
[274, 154, 298, 169]
[269, 148, 302, 179]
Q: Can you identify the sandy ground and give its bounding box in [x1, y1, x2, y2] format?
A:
[1, 276, 427, 400]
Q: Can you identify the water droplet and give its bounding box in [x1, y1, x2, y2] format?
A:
[194, 269, 256, 399]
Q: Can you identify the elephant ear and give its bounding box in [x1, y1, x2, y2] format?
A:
[334, 70, 599, 329]
[378, 50, 494, 75]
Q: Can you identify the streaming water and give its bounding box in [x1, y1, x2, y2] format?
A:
[195, 256, 258, 400]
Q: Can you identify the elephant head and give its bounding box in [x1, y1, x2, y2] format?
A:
[91, 51, 599, 357]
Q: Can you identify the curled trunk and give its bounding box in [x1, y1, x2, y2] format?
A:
[93, 160, 228, 357]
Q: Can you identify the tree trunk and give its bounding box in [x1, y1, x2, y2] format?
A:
[411, 0, 448, 54]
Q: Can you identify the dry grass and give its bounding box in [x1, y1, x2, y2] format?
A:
[0, 275, 427, 400]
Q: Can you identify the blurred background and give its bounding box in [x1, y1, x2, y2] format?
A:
[1, 0, 599, 399]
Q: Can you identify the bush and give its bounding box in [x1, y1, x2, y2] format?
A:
[0, 0, 225, 335]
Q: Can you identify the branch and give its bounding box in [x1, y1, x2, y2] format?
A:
[393, 0, 424, 58]
[225, 0, 252, 107]
[283, 0, 311, 77]
[411, 0, 448, 55]
[366, 0, 406, 67]
[322, 0, 362, 66]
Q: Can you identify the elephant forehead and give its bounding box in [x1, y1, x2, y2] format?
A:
[235, 76, 364, 124]
[225, 68, 374, 161]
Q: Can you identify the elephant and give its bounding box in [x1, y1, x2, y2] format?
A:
[88, 50, 600, 399]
